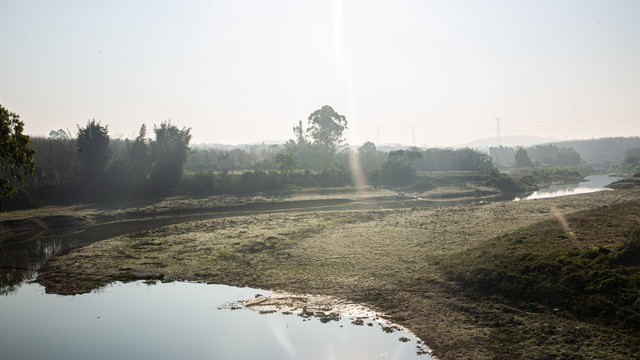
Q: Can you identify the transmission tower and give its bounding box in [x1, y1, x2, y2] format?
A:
[495, 117, 502, 146]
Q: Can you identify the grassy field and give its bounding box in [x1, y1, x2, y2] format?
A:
[23, 187, 640, 359]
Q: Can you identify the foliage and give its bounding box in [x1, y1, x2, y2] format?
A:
[239, 170, 284, 193]
[306, 105, 347, 158]
[0, 105, 35, 206]
[441, 206, 640, 332]
[149, 121, 192, 193]
[615, 155, 640, 173]
[415, 148, 493, 171]
[482, 169, 522, 192]
[553, 136, 640, 166]
[26, 137, 77, 200]
[358, 141, 386, 170]
[381, 158, 416, 186]
[510, 167, 585, 190]
[527, 144, 582, 166]
[48, 129, 70, 140]
[388, 148, 423, 163]
[77, 119, 112, 180]
[275, 153, 299, 181]
[514, 147, 533, 168]
[188, 144, 282, 171]
[127, 124, 151, 186]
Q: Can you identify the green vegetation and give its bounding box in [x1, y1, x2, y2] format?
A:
[6, 119, 192, 208]
[609, 172, 640, 189]
[554, 137, 640, 169]
[440, 200, 640, 358]
[514, 147, 533, 168]
[444, 229, 640, 328]
[491, 144, 584, 170]
[7, 104, 517, 209]
[509, 167, 586, 189]
[0, 104, 35, 208]
[275, 153, 299, 182]
[612, 147, 640, 174]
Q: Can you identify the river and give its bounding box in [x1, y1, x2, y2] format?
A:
[514, 173, 621, 201]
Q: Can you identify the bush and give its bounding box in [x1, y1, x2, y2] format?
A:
[442, 226, 640, 330]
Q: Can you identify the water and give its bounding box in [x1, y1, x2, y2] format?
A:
[515, 173, 621, 201]
[0, 281, 432, 359]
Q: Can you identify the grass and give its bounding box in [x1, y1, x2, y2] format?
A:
[439, 200, 640, 359]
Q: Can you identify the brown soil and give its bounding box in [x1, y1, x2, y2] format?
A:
[26, 188, 640, 359]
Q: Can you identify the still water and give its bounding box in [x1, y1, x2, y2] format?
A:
[0, 281, 433, 359]
[515, 173, 621, 201]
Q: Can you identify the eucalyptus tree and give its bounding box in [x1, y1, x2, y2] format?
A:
[306, 105, 347, 169]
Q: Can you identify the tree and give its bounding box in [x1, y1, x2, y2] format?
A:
[77, 119, 112, 180]
[128, 124, 151, 185]
[149, 121, 192, 193]
[49, 129, 70, 140]
[0, 105, 35, 205]
[306, 105, 348, 156]
[388, 149, 423, 163]
[275, 153, 299, 182]
[514, 148, 534, 168]
[292, 120, 306, 145]
[381, 158, 416, 186]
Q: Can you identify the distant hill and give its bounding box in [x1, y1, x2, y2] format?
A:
[456, 135, 558, 149]
[548, 137, 640, 167]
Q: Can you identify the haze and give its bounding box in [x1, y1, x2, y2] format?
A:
[1, 0, 639, 146]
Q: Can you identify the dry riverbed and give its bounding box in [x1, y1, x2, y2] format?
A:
[32, 188, 640, 359]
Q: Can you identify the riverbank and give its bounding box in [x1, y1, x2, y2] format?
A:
[32, 188, 640, 360]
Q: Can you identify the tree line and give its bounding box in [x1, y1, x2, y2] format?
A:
[3, 104, 499, 209]
[7, 119, 192, 208]
[490, 144, 584, 169]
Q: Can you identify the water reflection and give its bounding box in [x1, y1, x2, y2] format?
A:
[0, 229, 103, 295]
[0, 214, 211, 294]
[0, 281, 434, 359]
[515, 174, 621, 201]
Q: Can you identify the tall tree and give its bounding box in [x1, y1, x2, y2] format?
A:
[514, 148, 534, 168]
[307, 105, 347, 155]
[149, 121, 192, 192]
[0, 105, 35, 205]
[77, 119, 112, 180]
[128, 124, 151, 184]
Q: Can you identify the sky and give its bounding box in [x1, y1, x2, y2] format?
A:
[1, 0, 640, 147]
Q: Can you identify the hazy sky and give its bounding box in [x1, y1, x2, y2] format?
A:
[2, 0, 639, 146]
